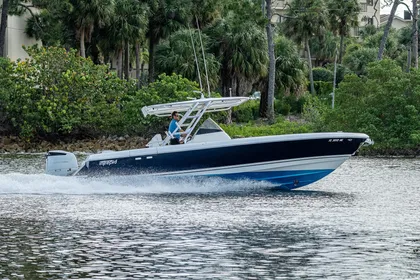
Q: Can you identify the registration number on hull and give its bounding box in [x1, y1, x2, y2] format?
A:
[99, 159, 118, 166]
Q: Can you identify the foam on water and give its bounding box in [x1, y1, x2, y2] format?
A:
[0, 173, 272, 195]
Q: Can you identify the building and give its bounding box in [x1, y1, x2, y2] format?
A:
[272, 0, 381, 36]
[380, 9, 414, 31]
[0, 1, 40, 60]
[380, 14, 412, 30]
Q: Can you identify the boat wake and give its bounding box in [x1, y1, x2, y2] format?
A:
[0, 173, 273, 195]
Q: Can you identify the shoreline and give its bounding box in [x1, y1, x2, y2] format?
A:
[0, 135, 148, 154]
[0, 135, 418, 157]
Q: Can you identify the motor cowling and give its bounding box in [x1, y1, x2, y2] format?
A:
[45, 150, 78, 176]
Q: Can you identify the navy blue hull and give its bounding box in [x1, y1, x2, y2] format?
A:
[75, 136, 366, 189]
[78, 137, 365, 175]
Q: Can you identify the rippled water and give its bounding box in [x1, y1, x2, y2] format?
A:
[0, 154, 419, 279]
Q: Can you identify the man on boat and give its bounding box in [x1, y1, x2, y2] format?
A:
[169, 111, 185, 144]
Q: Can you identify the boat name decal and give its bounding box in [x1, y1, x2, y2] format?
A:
[99, 159, 118, 166]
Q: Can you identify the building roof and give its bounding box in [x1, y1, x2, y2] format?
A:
[380, 14, 412, 24]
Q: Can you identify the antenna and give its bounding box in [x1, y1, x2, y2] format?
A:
[188, 26, 203, 95]
[195, 16, 211, 98]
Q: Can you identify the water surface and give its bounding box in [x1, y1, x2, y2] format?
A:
[0, 154, 419, 279]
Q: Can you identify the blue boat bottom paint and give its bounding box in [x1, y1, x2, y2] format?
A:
[163, 169, 335, 191]
[218, 169, 335, 190]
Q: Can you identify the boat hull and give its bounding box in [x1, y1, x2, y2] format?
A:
[74, 133, 369, 189]
[158, 155, 347, 190]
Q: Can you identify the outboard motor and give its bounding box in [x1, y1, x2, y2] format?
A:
[45, 150, 78, 176]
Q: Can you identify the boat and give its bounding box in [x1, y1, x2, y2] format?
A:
[45, 97, 372, 190]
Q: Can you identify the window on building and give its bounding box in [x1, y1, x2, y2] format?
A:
[367, 0, 373, 6]
[367, 17, 374, 25]
[354, 26, 360, 37]
[360, 3, 367, 12]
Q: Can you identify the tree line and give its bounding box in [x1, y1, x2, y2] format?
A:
[1, 1, 418, 102]
[0, 0, 419, 153]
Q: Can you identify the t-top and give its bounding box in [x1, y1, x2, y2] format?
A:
[169, 119, 180, 139]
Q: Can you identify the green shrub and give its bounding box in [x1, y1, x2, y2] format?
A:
[3, 46, 139, 139]
[220, 117, 312, 137]
[274, 99, 291, 115]
[314, 81, 333, 96]
[325, 63, 353, 85]
[342, 47, 377, 76]
[231, 99, 260, 122]
[345, 43, 362, 54]
[302, 95, 330, 131]
[0, 58, 14, 132]
[320, 59, 420, 151]
[295, 95, 308, 113]
[281, 95, 308, 114]
[0, 46, 224, 140]
[1, 46, 139, 140]
[121, 73, 202, 136]
[312, 67, 333, 82]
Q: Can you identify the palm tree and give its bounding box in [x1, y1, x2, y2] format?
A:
[23, 1, 78, 50]
[145, 0, 192, 82]
[327, 0, 360, 63]
[155, 29, 220, 91]
[191, 0, 222, 28]
[100, 0, 147, 79]
[207, 11, 268, 98]
[135, 43, 148, 87]
[309, 31, 339, 66]
[282, 0, 329, 94]
[275, 36, 307, 96]
[70, 0, 114, 58]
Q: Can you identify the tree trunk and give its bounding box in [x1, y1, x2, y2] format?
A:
[338, 34, 345, 64]
[220, 56, 231, 97]
[148, 37, 157, 83]
[140, 61, 145, 86]
[91, 41, 101, 64]
[135, 42, 140, 87]
[117, 48, 123, 79]
[265, 0, 275, 123]
[124, 42, 129, 80]
[80, 28, 86, 58]
[378, 0, 399, 60]
[222, 76, 232, 98]
[226, 86, 232, 124]
[259, 79, 269, 118]
[306, 39, 315, 94]
[407, 47, 412, 72]
[0, 0, 10, 57]
[231, 75, 237, 97]
[412, 0, 418, 69]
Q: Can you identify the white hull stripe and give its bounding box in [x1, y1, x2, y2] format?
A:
[151, 155, 350, 177]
